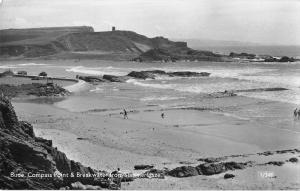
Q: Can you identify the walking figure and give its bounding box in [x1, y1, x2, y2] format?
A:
[298, 109, 300, 120]
[294, 108, 298, 119]
[123, 109, 128, 119]
[161, 112, 165, 119]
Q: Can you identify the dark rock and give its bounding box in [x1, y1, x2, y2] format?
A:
[35, 137, 52, 147]
[145, 70, 167, 75]
[0, 70, 14, 77]
[77, 137, 89, 140]
[264, 56, 295, 62]
[196, 163, 226, 175]
[134, 164, 154, 170]
[39, 72, 47, 77]
[197, 157, 227, 163]
[258, 151, 274, 156]
[224, 173, 235, 179]
[265, 161, 285, 166]
[0, 83, 70, 98]
[78, 76, 107, 83]
[279, 56, 294, 62]
[168, 71, 210, 77]
[209, 91, 237, 98]
[229, 52, 256, 59]
[127, 71, 155, 80]
[103, 75, 129, 82]
[168, 166, 199, 178]
[223, 161, 246, 170]
[288, 157, 298, 163]
[17, 71, 27, 76]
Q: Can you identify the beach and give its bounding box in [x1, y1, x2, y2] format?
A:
[1, 59, 300, 189]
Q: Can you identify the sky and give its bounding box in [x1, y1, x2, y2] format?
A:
[0, 0, 299, 45]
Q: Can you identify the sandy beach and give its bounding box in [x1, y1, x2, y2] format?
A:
[11, 93, 300, 189]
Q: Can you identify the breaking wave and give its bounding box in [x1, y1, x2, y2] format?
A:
[66, 66, 128, 76]
[18, 63, 48, 66]
[140, 96, 186, 101]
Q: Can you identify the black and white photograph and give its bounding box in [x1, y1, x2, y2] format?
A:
[0, 0, 300, 190]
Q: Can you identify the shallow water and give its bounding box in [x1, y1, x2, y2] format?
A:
[1, 60, 300, 127]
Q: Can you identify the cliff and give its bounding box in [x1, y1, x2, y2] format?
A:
[0, 96, 119, 189]
[0, 26, 222, 61]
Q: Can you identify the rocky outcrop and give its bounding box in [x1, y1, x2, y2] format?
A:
[0, 70, 14, 77]
[229, 52, 256, 59]
[167, 161, 249, 178]
[196, 163, 227, 175]
[127, 71, 156, 80]
[127, 70, 210, 80]
[0, 83, 70, 98]
[168, 71, 210, 77]
[134, 165, 154, 170]
[168, 166, 199, 178]
[0, 96, 118, 189]
[224, 173, 235, 179]
[263, 161, 285, 166]
[264, 56, 295, 62]
[102, 75, 129, 83]
[288, 157, 298, 163]
[134, 47, 224, 62]
[78, 76, 107, 83]
[198, 157, 228, 163]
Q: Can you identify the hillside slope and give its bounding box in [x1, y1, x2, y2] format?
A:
[0, 26, 223, 61]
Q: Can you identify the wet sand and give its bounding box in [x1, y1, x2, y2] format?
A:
[12, 93, 300, 189]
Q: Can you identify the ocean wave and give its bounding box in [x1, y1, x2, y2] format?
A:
[65, 66, 128, 76]
[0, 65, 17, 69]
[126, 79, 175, 89]
[64, 80, 92, 93]
[140, 96, 185, 101]
[89, 87, 104, 92]
[18, 63, 48, 66]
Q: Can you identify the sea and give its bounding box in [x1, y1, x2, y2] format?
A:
[1, 59, 300, 130]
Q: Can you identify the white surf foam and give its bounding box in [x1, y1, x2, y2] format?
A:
[140, 96, 185, 102]
[18, 63, 48, 66]
[126, 79, 175, 89]
[64, 80, 91, 93]
[89, 87, 104, 92]
[66, 66, 128, 76]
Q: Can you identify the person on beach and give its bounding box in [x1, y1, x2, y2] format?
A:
[123, 109, 128, 119]
[294, 108, 298, 119]
[161, 112, 165, 119]
[298, 109, 300, 120]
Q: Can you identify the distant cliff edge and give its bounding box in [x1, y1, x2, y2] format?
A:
[0, 26, 224, 61]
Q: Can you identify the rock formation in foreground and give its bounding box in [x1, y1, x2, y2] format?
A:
[0, 83, 70, 98]
[0, 96, 119, 189]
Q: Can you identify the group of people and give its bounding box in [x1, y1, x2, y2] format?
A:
[121, 109, 165, 119]
[294, 108, 300, 119]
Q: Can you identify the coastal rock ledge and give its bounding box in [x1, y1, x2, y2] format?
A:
[0, 96, 120, 190]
